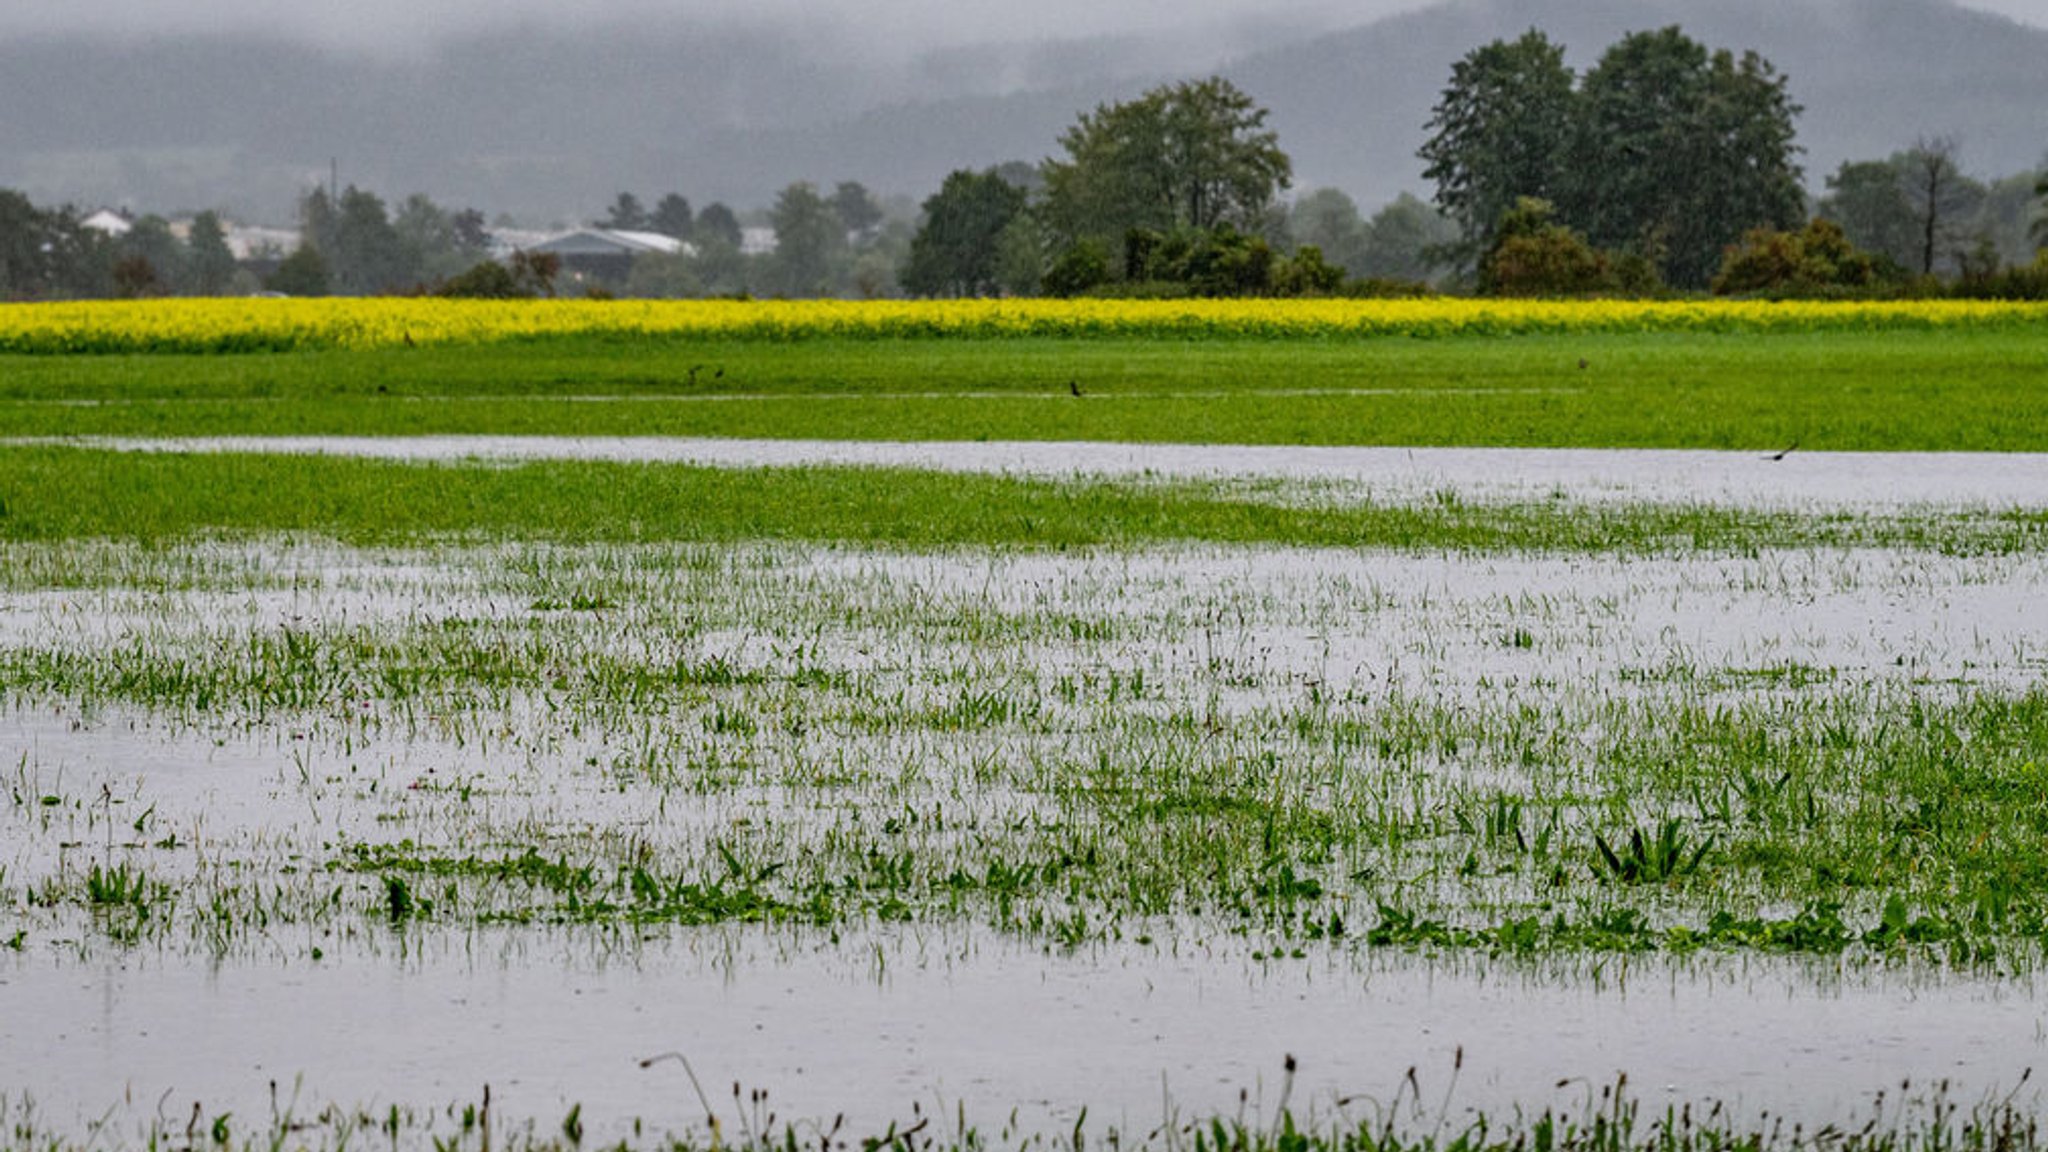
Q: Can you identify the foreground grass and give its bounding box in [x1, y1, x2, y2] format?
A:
[2, 447, 2045, 554]
[4, 329, 2048, 450]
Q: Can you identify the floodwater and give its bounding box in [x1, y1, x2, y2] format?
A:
[7, 445, 2048, 1144]
[22, 436, 2048, 511]
[5, 945, 2046, 1146]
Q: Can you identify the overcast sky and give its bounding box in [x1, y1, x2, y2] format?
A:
[0, 0, 2039, 51]
[0, 0, 1421, 51]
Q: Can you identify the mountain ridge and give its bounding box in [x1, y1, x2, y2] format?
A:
[0, 0, 2040, 222]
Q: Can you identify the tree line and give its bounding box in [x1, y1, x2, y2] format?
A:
[0, 191, 243, 299]
[2, 21, 2045, 302]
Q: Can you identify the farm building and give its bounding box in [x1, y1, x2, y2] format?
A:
[524, 229, 689, 284]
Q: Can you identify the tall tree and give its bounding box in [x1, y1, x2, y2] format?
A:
[830, 182, 884, 243]
[450, 208, 493, 257]
[696, 202, 743, 249]
[1287, 189, 1371, 276]
[1042, 77, 1290, 249]
[1358, 193, 1457, 282]
[392, 194, 467, 283]
[1418, 30, 1577, 274]
[1818, 159, 1919, 270]
[300, 187, 340, 264]
[901, 168, 1029, 298]
[117, 215, 185, 295]
[649, 194, 694, 241]
[184, 211, 239, 295]
[334, 187, 412, 293]
[1900, 136, 1983, 276]
[0, 189, 53, 298]
[766, 182, 843, 297]
[600, 192, 648, 231]
[2033, 170, 2048, 249]
[1574, 28, 1802, 288]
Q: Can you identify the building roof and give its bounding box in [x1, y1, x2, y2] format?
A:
[80, 209, 133, 237]
[526, 229, 687, 258]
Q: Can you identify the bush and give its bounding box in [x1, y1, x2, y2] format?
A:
[438, 260, 525, 299]
[265, 246, 330, 297]
[1712, 219, 1894, 296]
[1950, 251, 2048, 300]
[1480, 198, 1620, 296]
[1273, 245, 1347, 296]
[1041, 240, 1111, 297]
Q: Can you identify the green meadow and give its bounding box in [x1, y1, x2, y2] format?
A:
[2, 327, 2047, 449]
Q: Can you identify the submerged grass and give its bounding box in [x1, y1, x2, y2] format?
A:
[3, 1065, 2044, 1152]
[1, 446, 2044, 554]
[7, 537, 2048, 965]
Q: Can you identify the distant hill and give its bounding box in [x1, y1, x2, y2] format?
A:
[1227, 0, 2048, 204]
[0, 0, 2041, 222]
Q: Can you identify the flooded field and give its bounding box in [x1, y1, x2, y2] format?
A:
[26, 436, 2048, 510]
[6, 444, 2048, 1148]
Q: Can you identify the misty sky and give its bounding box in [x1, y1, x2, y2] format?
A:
[10, 0, 2035, 52]
[0, 0, 1424, 51]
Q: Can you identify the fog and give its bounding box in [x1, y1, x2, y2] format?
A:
[1, 0, 2042, 223]
[0, 0, 1437, 54]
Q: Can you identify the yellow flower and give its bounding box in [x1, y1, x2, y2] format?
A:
[0, 297, 2041, 353]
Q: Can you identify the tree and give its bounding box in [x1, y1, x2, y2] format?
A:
[1287, 188, 1371, 276]
[451, 209, 492, 256]
[328, 187, 410, 293]
[393, 193, 470, 284]
[696, 202, 743, 249]
[1900, 137, 1984, 276]
[1357, 193, 1457, 283]
[300, 188, 340, 262]
[624, 251, 704, 298]
[1818, 160, 1919, 270]
[184, 211, 239, 295]
[901, 168, 1030, 297]
[600, 192, 648, 231]
[649, 194, 693, 240]
[766, 182, 843, 297]
[119, 215, 185, 294]
[0, 189, 49, 297]
[689, 230, 755, 296]
[2034, 170, 2048, 249]
[1041, 77, 1291, 249]
[830, 182, 884, 243]
[994, 214, 1049, 296]
[1418, 30, 1577, 274]
[1971, 169, 2041, 267]
[1574, 28, 1804, 288]
[267, 245, 330, 296]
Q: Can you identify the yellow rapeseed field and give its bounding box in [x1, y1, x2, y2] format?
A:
[0, 297, 2042, 353]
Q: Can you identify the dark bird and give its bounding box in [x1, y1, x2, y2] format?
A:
[1766, 441, 1798, 461]
[1068, 380, 1083, 397]
[1577, 358, 1589, 370]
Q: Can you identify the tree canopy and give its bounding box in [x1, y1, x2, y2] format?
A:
[901, 168, 1030, 298]
[1042, 77, 1291, 249]
[1421, 25, 1804, 289]
[1417, 30, 1576, 274]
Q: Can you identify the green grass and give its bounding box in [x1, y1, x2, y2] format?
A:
[3, 329, 2047, 449]
[2, 446, 2044, 553]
